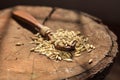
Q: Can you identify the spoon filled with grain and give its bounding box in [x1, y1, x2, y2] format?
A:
[12, 10, 77, 51]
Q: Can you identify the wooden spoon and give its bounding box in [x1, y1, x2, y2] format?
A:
[12, 10, 76, 51]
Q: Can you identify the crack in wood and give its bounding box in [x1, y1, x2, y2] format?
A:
[30, 7, 56, 80]
[49, 60, 60, 80]
[30, 55, 35, 80]
[42, 7, 56, 25]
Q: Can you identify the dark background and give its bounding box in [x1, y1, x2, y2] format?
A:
[0, 0, 120, 80]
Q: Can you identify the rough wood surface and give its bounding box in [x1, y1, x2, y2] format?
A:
[0, 6, 118, 80]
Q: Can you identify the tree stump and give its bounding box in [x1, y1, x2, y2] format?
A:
[0, 6, 118, 80]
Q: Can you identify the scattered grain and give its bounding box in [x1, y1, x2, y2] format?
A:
[30, 29, 95, 61]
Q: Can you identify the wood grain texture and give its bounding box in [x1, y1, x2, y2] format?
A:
[0, 6, 118, 80]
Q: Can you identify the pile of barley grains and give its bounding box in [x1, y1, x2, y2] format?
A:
[30, 29, 95, 62]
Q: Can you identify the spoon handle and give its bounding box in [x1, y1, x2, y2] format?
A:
[12, 10, 75, 51]
[12, 10, 50, 37]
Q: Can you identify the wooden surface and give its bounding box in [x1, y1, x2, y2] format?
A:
[0, 6, 118, 80]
